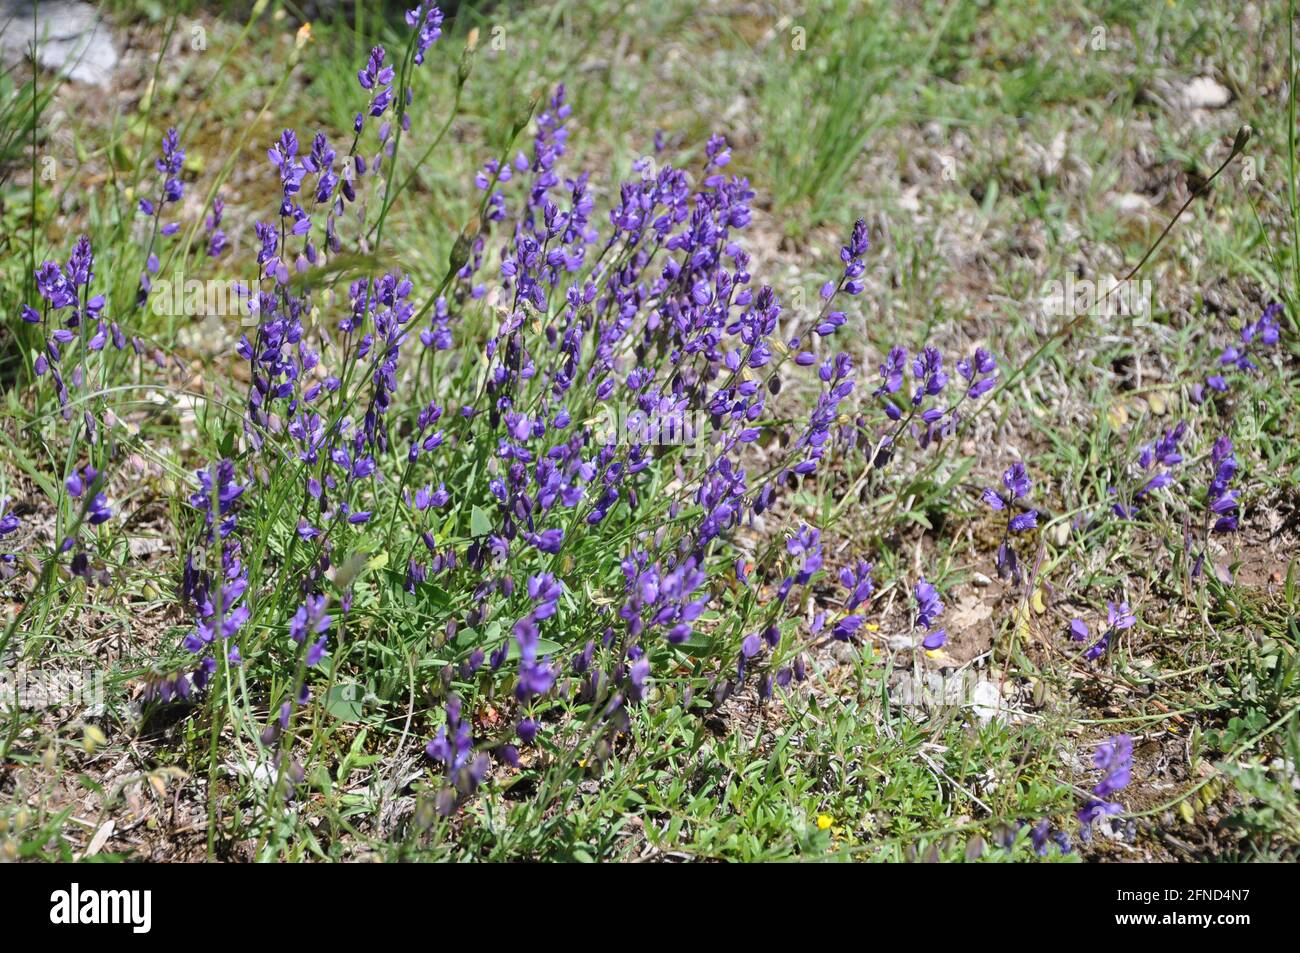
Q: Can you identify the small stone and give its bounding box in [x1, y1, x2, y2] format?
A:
[829, 642, 857, 665]
[971, 571, 993, 588]
[0, 2, 120, 89]
[970, 680, 1004, 725]
[1112, 193, 1152, 215]
[1182, 76, 1231, 110]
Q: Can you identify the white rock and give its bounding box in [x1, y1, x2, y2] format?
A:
[0, 1, 119, 88]
[969, 679, 1004, 725]
[1041, 131, 1067, 177]
[1268, 758, 1300, 793]
[1113, 192, 1153, 214]
[1182, 76, 1231, 110]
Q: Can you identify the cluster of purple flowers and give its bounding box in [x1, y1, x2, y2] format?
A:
[140, 128, 185, 215]
[914, 577, 946, 650]
[65, 465, 112, 525]
[9, 0, 1249, 856]
[1069, 600, 1136, 661]
[1205, 436, 1238, 533]
[1187, 435, 1240, 580]
[351, 4, 440, 138]
[872, 345, 947, 431]
[23, 235, 143, 418]
[956, 347, 998, 399]
[776, 524, 823, 602]
[178, 460, 251, 693]
[982, 462, 1036, 583]
[789, 354, 855, 478]
[827, 559, 875, 643]
[356, 45, 397, 118]
[869, 339, 997, 462]
[289, 594, 332, 669]
[1078, 733, 1133, 835]
[806, 219, 870, 340]
[59, 464, 114, 581]
[205, 197, 229, 259]
[424, 695, 490, 813]
[204, 8, 458, 599]
[1029, 817, 1072, 856]
[136, 128, 187, 306]
[1111, 422, 1187, 519]
[991, 463, 1038, 532]
[619, 552, 709, 645]
[0, 500, 20, 572]
[510, 573, 561, 742]
[1193, 303, 1281, 403]
[13, 10, 1018, 810]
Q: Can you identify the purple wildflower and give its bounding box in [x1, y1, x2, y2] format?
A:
[984, 463, 1036, 582]
[290, 595, 332, 655]
[407, 4, 445, 66]
[776, 524, 823, 601]
[873, 346, 908, 419]
[1206, 435, 1238, 533]
[956, 347, 998, 399]
[1078, 734, 1132, 833]
[1030, 818, 1072, 856]
[1074, 600, 1135, 660]
[911, 346, 947, 405]
[1201, 302, 1283, 398]
[832, 615, 864, 641]
[839, 560, 874, 610]
[915, 576, 946, 650]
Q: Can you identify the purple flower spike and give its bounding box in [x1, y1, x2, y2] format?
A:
[956, 347, 998, 398]
[290, 594, 332, 647]
[1077, 733, 1133, 834]
[914, 576, 946, 649]
[911, 346, 947, 405]
[1206, 436, 1239, 534]
[1002, 462, 1031, 500]
[838, 560, 874, 610]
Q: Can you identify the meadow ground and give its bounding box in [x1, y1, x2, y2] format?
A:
[0, 0, 1297, 862]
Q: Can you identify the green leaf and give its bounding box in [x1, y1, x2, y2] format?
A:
[501, 637, 563, 661]
[324, 683, 365, 722]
